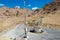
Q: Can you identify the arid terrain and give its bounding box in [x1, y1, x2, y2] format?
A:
[0, 1, 60, 33]
[0, 0, 60, 40]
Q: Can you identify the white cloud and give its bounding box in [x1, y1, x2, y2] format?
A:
[0, 4, 5, 6]
[15, 6, 20, 8]
[32, 7, 39, 10]
[28, 4, 31, 7]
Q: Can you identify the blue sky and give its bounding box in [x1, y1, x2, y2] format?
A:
[0, 0, 53, 9]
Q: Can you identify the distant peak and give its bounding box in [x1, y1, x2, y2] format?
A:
[54, 0, 60, 2]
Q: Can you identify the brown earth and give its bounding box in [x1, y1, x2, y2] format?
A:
[0, 1, 60, 33]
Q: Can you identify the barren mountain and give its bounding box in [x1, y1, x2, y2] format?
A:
[0, 7, 34, 32]
[0, 1, 60, 32]
[27, 2, 60, 29]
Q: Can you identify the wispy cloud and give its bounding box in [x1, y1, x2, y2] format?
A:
[28, 4, 31, 7]
[0, 4, 5, 6]
[32, 7, 39, 10]
[15, 6, 20, 8]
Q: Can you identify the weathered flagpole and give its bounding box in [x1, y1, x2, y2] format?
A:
[23, 0, 26, 24]
[23, 0, 28, 39]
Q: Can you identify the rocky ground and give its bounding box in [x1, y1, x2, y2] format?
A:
[0, 24, 60, 40]
[0, 1, 60, 40]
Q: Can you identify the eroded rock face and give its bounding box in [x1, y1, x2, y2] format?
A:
[54, 0, 60, 2]
[39, 2, 60, 15]
[0, 7, 33, 17]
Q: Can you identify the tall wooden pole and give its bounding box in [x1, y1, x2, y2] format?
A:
[23, 0, 27, 39]
[23, 0, 26, 24]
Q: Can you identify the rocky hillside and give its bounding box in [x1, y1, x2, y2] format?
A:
[0, 7, 33, 17]
[38, 2, 60, 14]
[40, 2, 60, 24]
[0, 7, 35, 32]
[0, 1, 60, 32]
[27, 2, 60, 29]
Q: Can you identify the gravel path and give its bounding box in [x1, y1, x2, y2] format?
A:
[1, 24, 60, 40]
